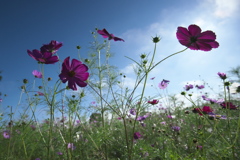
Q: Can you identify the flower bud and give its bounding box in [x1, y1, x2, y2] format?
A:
[181, 92, 186, 95]
[140, 54, 146, 59]
[152, 36, 161, 43]
[23, 79, 28, 84]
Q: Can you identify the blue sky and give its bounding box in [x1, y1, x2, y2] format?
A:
[0, 0, 240, 120]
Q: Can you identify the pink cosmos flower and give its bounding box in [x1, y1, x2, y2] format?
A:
[97, 28, 124, 42]
[67, 143, 76, 150]
[202, 95, 224, 104]
[57, 152, 63, 155]
[197, 146, 203, 150]
[176, 24, 219, 51]
[172, 126, 180, 132]
[30, 125, 36, 130]
[40, 40, 63, 54]
[158, 79, 170, 89]
[217, 72, 227, 80]
[32, 70, 42, 78]
[130, 108, 136, 115]
[37, 92, 44, 96]
[196, 85, 204, 89]
[160, 121, 166, 125]
[3, 130, 10, 139]
[27, 49, 59, 64]
[184, 84, 194, 91]
[59, 57, 89, 90]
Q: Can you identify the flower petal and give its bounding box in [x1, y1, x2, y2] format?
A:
[188, 25, 201, 36]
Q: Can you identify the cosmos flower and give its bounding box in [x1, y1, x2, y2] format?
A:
[172, 126, 180, 132]
[147, 99, 159, 105]
[202, 95, 224, 104]
[220, 102, 238, 110]
[36, 92, 44, 96]
[158, 79, 170, 89]
[192, 108, 203, 115]
[196, 146, 203, 150]
[130, 108, 136, 115]
[133, 132, 142, 139]
[136, 115, 148, 121]
[67, 143, 76, 150]
[137, 113, 151, 121]
[32, 70, 42, 78]
[3, 130, 10, 139]
[160, 121, 166, 125]
[30, 125, 36, 130]
[176, 24, 219, 51]
[59, 57, 89, 90]
[208, 113, 227, 120]
[40, 40, 63, 54]
[202, 106, 213, 114]
[57, 152, 63, 155]
[196, 85, 204, 89]
[217, 72, 227, 80]
[97, 28, 124, 42]
[184, 84, 194, 91]
[27, 49, 59, 64]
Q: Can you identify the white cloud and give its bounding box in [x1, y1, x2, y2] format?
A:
[117, 0, 239, 100]
[212, 0, 240, 18]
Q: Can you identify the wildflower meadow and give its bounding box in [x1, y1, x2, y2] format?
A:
[0, 24, 240, 160]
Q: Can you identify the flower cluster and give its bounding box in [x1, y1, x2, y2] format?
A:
[27, 40, 62, 64]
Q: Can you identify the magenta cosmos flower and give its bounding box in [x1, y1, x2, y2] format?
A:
[40, 40, 63, 54]
[32, 70, 42, 78]
[148, 99, 159, 105]
[27, 49, 59, 64]
[97, 28, 124, 42]
[133, 132, 142, 140]
[176, 24, 219, 51]
[59, 57, 89, 90]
